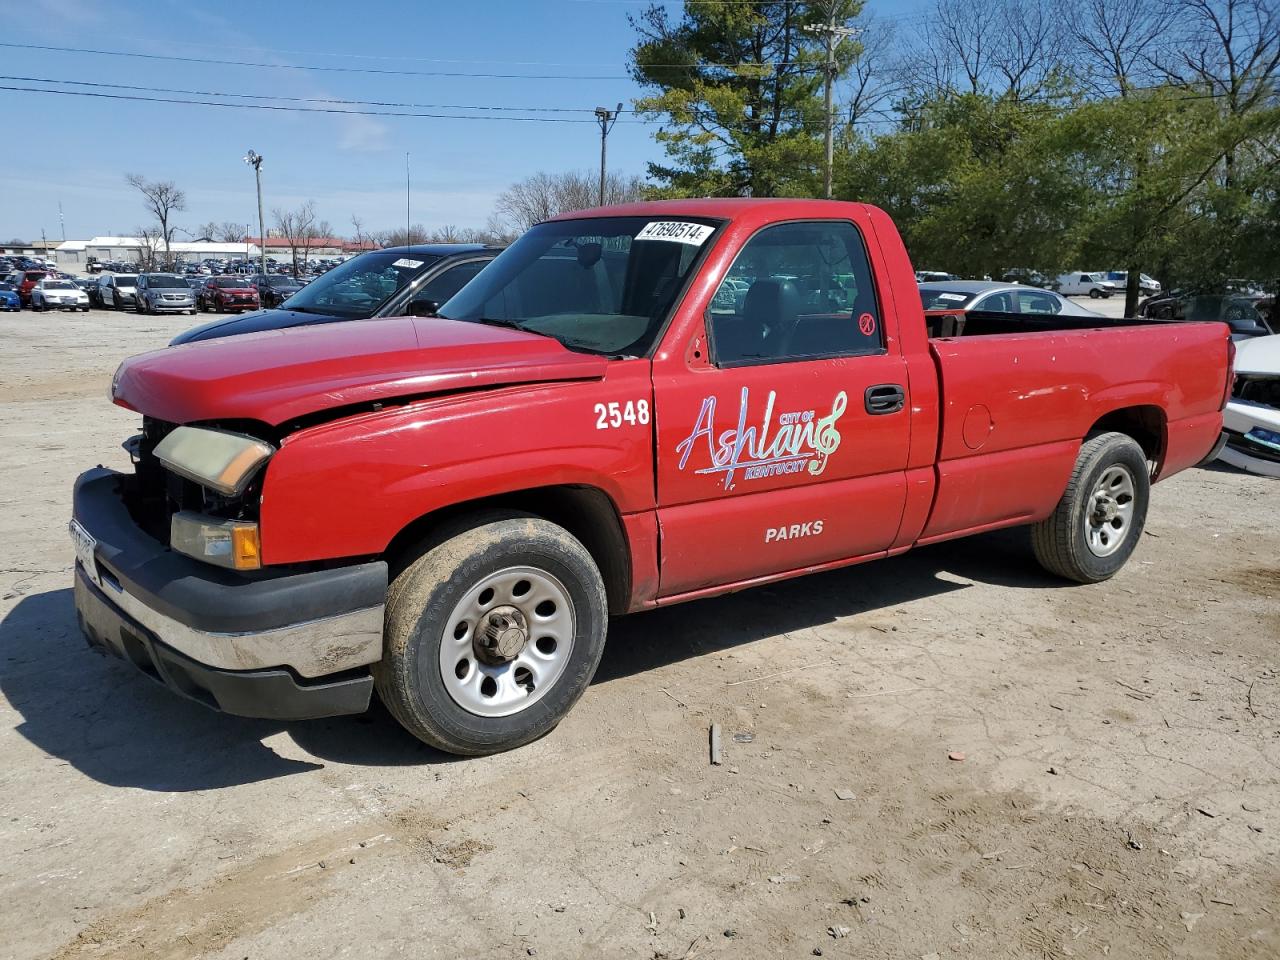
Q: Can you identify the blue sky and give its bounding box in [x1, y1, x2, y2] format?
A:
[0, 0, 919, 242]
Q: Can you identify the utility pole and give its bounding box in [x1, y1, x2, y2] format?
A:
[594, 103, 623, 206]
[243, 149, 267, 275]
[804, 7, 860, 200]
[58, 201, 66, 242]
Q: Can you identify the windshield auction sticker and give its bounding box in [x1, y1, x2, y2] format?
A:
[391, 258, 424, 269]
[635, 221, 715, 246]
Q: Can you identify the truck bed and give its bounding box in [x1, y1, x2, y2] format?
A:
[916, 318, 1229, 544]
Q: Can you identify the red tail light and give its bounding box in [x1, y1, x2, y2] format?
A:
[1221, 336, 1236, 411]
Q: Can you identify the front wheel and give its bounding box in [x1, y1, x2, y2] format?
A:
[1088, 288, 1102, 299]
[1031, 432, 1150, 583]
[376, 513, 608, 755]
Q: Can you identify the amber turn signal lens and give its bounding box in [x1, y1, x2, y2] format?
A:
[231, 525, 261, 570]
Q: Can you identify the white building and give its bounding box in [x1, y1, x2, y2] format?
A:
[54, 237, 262, 273]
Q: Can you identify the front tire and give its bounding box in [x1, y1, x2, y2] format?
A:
[1031, 432, 1150, 583]
[375, 513, 608, 756]
[1088, 288, 1102, 299]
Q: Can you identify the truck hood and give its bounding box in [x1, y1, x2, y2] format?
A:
[1235, 333, 1280, 375]
[112, 316, 609, 427]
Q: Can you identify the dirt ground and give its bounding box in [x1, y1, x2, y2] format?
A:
[1, 307, 1277, 960]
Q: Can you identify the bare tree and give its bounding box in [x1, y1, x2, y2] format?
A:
[217, 222, 249, 244]
[900, 0, 1066, 100]
[125, 174, 186, 269]
[134, 225, 161, 271]
[378, 225, 431, 247]
[1161, 0, 1280, 185]
[1067, 0, 1165, 95]
[272, 201, 318, 277]
[299, 218, 332, 271]
[842, 18, 904, 133]
[494, 170, 647, 232]
[195, 221, 220, 241]
[482, 214, 519, 245]
[349, 214, 369, 248]
[991, 0, 1067, 99]
[429, 224, 462, 242]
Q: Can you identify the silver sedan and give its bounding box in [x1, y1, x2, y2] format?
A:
[919, 280, 1105, 317]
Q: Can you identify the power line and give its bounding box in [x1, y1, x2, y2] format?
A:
[0, 71, 1246, 132]
[0, 75, 632, 114]
[0, 38, 826, 74]
[0, 41, 633, 80]
[0, 84, 648, 122]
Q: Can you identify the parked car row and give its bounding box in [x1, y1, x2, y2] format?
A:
[916, 269, 1162, 298]
[171, 243, 500, 343]
[1137, 290, 1275, 339]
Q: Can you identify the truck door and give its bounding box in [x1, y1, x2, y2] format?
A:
[652, 218, 912, 597]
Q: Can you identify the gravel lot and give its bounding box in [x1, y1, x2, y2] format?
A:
[1, 306, 1277, 960]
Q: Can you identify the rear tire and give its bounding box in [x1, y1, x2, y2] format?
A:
[375, 513, 608, 756]
[1031, 432, 1150, 583]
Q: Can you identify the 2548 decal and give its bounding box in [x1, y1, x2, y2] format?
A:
[594, 399, 651, 430]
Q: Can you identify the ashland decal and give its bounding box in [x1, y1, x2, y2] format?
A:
[675, 387, 848, 489]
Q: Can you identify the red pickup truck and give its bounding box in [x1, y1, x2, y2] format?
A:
[71, 199, 1231, 755]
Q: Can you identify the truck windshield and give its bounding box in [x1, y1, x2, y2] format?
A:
[438, 216, 722, 356]
[281, 250, 441, 318]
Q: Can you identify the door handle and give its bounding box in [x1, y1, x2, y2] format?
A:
[864, 383, 905, 415]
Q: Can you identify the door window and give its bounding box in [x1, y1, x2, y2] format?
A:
[1016, 291, 1062, 314]
[417, 260, 487, 309]
[706, 221, 883, 367]
[974, 291, 1015, 312]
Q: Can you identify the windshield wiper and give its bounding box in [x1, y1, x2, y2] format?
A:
[462, 316, 529, 332]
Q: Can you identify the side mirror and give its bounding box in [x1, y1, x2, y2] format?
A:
[408, 299, 439, 318]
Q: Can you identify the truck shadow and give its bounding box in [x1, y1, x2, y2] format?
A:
[1, 528, 1061, 790]
[0, 589, 446, 792]
[594, 526, 1064, 684]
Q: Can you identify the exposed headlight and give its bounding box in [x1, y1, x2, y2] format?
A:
[171, 511, 261, 570]
[153, 426, 275, 496]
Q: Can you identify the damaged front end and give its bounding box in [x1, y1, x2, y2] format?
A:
[123, 417, 273, 569]
[69, 413, 387, 720]
[1219, 371, 1280, 478]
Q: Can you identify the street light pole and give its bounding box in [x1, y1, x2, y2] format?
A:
[243, 150, 267, 276]
[594, 103, 623, 207]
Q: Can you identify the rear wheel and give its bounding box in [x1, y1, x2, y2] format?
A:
[375, 513, 608, 755]
[1031, 432, 1150, 583]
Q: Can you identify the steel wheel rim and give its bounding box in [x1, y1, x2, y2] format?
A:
[1084, 464, 1136, 558]
[438, 565, 576, 718]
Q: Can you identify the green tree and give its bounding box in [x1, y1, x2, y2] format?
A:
[1063, 87, 1277, 301]
[629, 1, 862, 197]
[837, 94, 1084, 278]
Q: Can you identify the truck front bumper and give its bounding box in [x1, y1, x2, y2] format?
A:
[71, 468, 387, 720]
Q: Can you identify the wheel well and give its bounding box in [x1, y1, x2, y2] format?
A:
[1087, 405, 1166, 471]
[383, 486, 632, 615]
